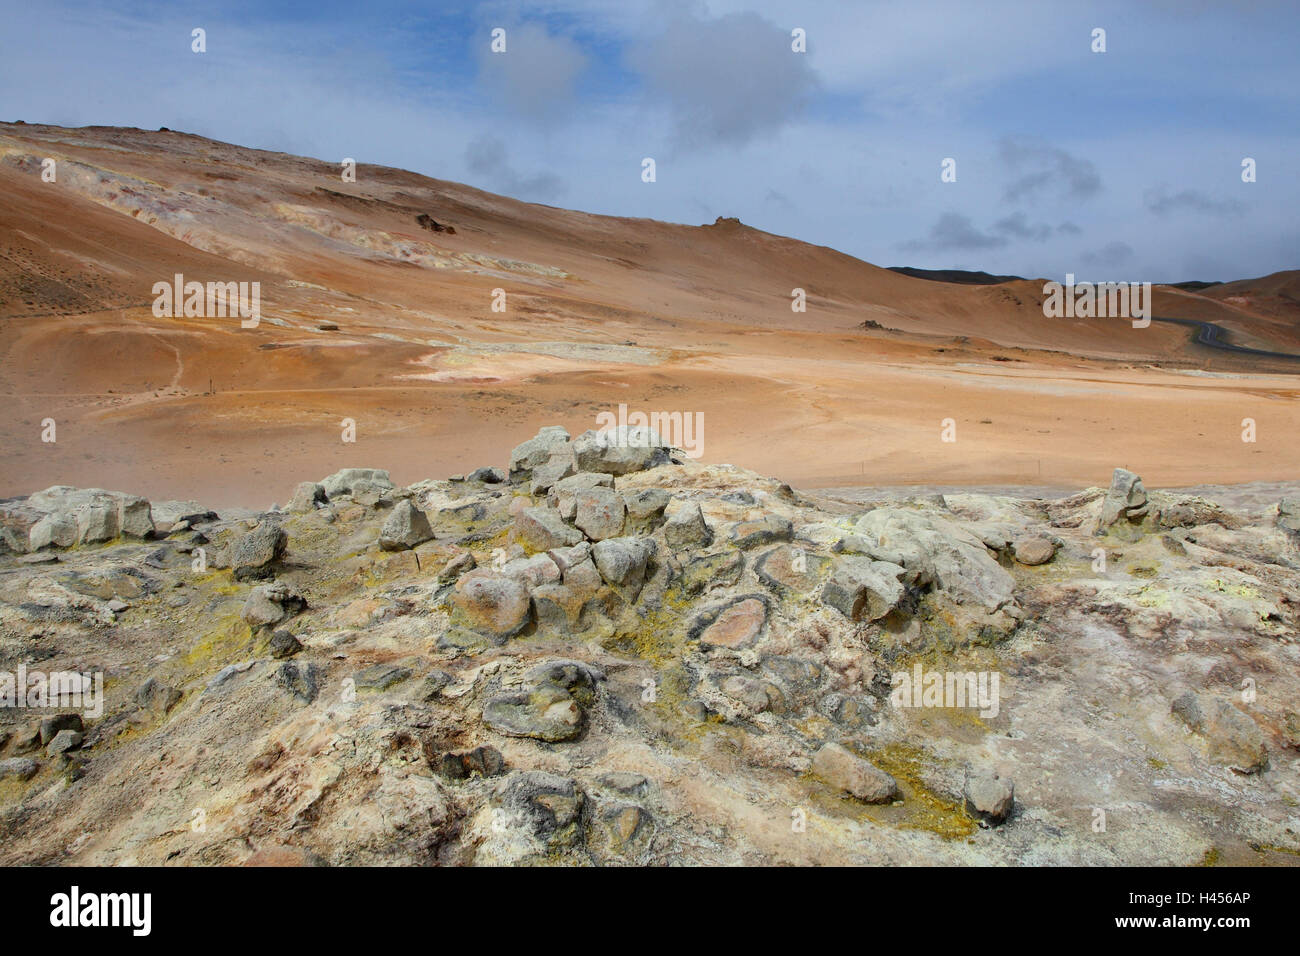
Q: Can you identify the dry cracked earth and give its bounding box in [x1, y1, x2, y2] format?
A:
[1, 425, 1299, 866]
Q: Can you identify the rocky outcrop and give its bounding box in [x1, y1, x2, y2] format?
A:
[0, 445, 1296, 867]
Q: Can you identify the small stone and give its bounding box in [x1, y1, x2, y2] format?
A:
[1012, 536, 1057, 566]
[276, 661, 320, 703]
[964, 770, 1015, 825]
[1098, 467, 1148, 533]
[136, 677, 182, 714]
[268, 629, 303, 659]
[664, 501, 712, 550]
[352, 663, 413, 692]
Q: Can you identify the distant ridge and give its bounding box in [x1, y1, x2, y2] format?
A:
[888, 266, 1024, 285]
[890, 269, 1228, 292]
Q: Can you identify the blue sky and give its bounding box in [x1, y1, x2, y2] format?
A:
[2, 0, 1297, 282]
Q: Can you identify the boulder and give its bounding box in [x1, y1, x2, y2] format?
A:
[230, 523, 287, 581]
[820, 557, 906, 622]
[378, 499, 435, 551]
[851, 509, 1014, 611]
[574, 486, 626, 541]
[573, 426, 670, 475]
[592, 536, 655, 602]
[1171, 691, 1267, 773]
[448, 575, 532, 641]
[287, 482, 327, 513]
[508, 427, 575, 493]
[512, 506, 584, 552]
[241, 582, 307, 629]
[1098, 467, 1149, 533]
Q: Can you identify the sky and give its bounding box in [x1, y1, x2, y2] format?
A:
[1, 0, 1297, 283]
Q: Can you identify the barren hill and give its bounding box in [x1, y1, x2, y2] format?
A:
[1, 122, 1298, 505]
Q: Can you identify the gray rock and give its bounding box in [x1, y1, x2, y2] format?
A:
[448, 574, 532, 641]
[276, 661, 320, 703]
[230, 523, 287, 581]
[509, 426, 571, 481]
[320, 468, 394, 498]
[431, 744, 505, 780]
[621, 488, 672, 532]
[40, 713, 84, 744]
[0, 757, 39, 781]
[1012, 536, 1057, 566]
[729, 514, 792, 549]
[551, 472, 614, 520]
[118, 495, 154, 538]
[378, 499, 435, 551]
[151, 500, 218, 525]
[468, 466, 507, 484]
[492, 771, 586, 850]
[680, 551, 743, 595]
[136, 677, 182, 714]
[964, 770, 1015, 825]
[483, 683, 585, 741]
[483, 659, 603, 742]
[664, 501, 712, 551]
[287, 481, 328, 513]
[437, 551, 476, 584]
[241, 582, 306, 629]
[46, 729, 83, 757]
[820, 557, 906, 622]
[1099, 467, 1149, 532]
[592, 536, 655, 601]
[852, 509, 1014, 611]
[812, 743, 899, 803]
[574, 486, 626, 541]
[352, 663, 412, 692]
[268, 629, 303, 659]
[573, 427, 670, 475]
[1172, 692, 1267, 773]
[512, 506, 584, 552]
[1278, 497, 1300, 533]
